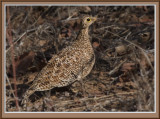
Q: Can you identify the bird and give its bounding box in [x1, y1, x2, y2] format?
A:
[21, 16, 97, 109]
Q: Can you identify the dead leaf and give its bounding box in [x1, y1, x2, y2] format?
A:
[39, 40, 46, 46]
[140, 55, 148, 69]
[115, 45, 126, 55]
[121, 62, 135, 72]
[9, 51, 35, 76]
[140, 32, 150, 42]
[79, 6, 91, 13]
[139, 15, 153, 23]
[93, 42, 100, 48]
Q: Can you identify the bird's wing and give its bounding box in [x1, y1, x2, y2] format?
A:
[31, 46, 85, 89]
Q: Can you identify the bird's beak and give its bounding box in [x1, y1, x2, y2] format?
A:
[92, 16, 97, 22]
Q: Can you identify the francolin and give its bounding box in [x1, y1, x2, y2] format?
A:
[22, 16, 97, 108]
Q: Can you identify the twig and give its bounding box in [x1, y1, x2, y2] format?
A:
[108, 59, 127, 75]
[60, 8, 78, 22]
[97, 25, 117, 30]
[61, 17, 79, 22]
[6, 28, 37, 53]
[31, 6, 52, 27]
[6, 6, 20, 111]
[53, 91, 136, 111]
[6, 75, 21, 111]
[107, 30, 154, 71]
[123, 32, 154, 71]
[6, 74, 16, 99]
[130, 72, 152, 111]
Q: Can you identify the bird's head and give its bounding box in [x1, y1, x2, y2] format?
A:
[82, 16, 97, 29]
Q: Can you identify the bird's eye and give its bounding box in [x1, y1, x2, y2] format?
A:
[87, 18, 91, 22]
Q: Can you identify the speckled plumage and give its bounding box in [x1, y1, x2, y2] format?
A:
[22, 16, 97, 106]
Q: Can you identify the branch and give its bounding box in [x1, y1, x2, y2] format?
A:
[6, 6, 20, 111]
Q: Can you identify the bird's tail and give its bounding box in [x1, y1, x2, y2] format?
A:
[21, 89, 35, 111]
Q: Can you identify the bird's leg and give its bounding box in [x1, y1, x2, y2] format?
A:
[21, 89, 35, 111]
[21, 98, 28, 111]
[45, 90, 51, 98]
[80, 65, 87, 98]
[80, 78, 87, 98]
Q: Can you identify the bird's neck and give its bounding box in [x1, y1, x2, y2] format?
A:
[77, 27, 89, 43]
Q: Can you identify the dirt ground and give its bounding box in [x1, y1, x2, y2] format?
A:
[5, 6, 154, 112]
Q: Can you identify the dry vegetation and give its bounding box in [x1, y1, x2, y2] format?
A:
[5, 6, 154, 112]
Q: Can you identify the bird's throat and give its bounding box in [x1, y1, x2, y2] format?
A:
[78, 28, 89, 42]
